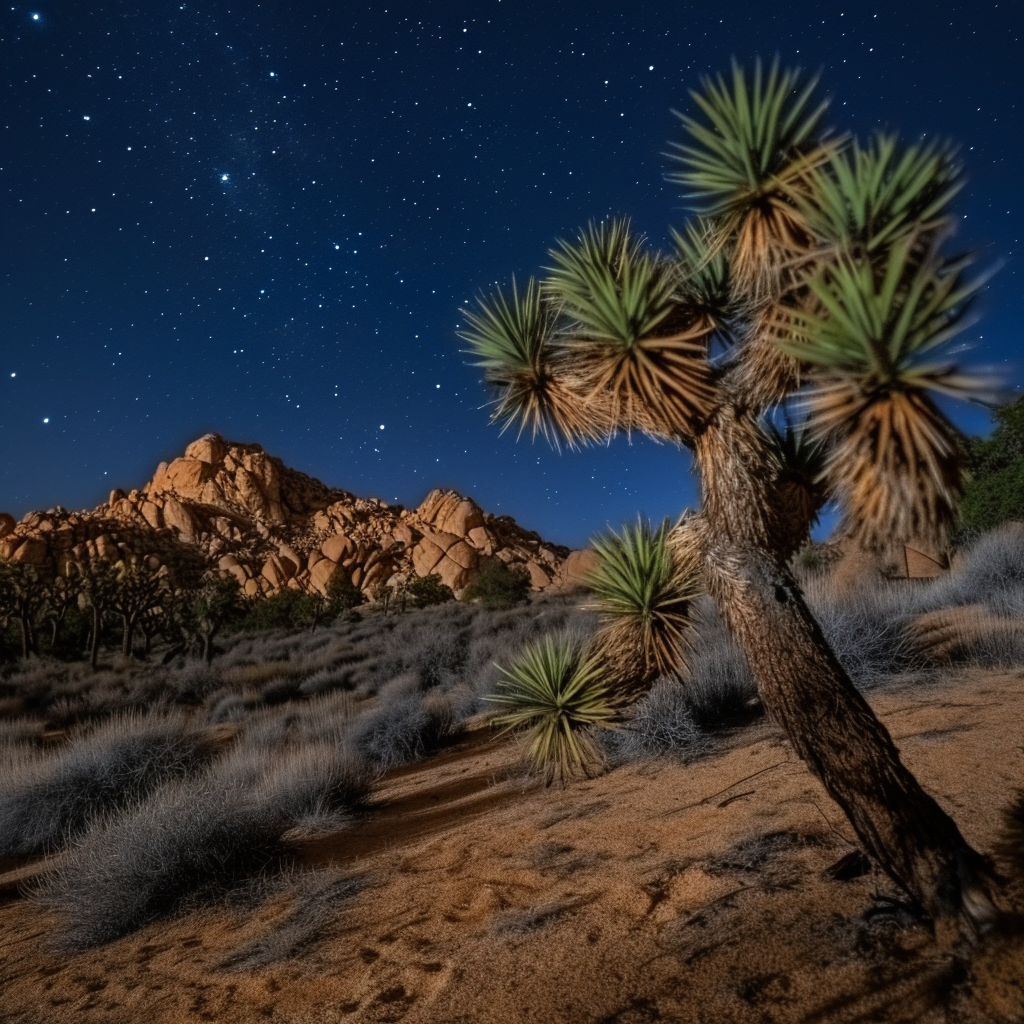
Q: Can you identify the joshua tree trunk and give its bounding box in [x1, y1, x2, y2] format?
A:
[693, 408, 997, 938]
[121, 613, 137, 657]
[89, 605, 101, 670]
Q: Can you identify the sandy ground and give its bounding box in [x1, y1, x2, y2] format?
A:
[1, 668, 1023, 1024]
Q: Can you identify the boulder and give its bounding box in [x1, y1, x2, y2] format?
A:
[184, 433, 226, 465]
[0, 512, 15, 540]
[310, 557, 339, 594]
[526, 560, 552, 589]
[162, 496, 197, 543]
[12, 537, 47, 565]
[557, 549, 599, 591]
[321, 533, 354, 563]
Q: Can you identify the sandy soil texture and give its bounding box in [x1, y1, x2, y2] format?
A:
[2, 669, 1023, 1023]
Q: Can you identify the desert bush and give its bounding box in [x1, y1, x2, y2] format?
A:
[38, 739, 372, 949]
[682, 600, 759, 726]
[462, 558, 532, 609]
[406, 573, 455, 608]
[803, 579, 922, 688]
[0, 711, 210, 858]
[919, 525, 1024, 618]
[349, 685, 460, 772]
[600, 678, 711, 764]
[219, 869, 365, 970]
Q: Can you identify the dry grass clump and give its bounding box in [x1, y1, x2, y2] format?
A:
[0, 710, 211, 859]
[36, 737, 372, 949]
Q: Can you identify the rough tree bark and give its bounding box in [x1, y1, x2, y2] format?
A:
[692, 402, 999, 939]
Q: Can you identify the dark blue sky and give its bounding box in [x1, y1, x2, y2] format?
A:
[2, 1, 1020, 547]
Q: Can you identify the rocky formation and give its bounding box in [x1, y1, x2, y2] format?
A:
[0, 434, 583, 599]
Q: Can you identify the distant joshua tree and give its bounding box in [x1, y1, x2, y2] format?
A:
[461, 62, 1001, 938]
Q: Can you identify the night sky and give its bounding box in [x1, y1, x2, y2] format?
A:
[3, 1, 1021, 548]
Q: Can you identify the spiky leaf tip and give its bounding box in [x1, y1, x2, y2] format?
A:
[586, 517, 703, 697]
[797, 133, 963, 256]
[487, 634, 618, 783]
[459, 277, 610, 447]
[668, 58, 839, 298]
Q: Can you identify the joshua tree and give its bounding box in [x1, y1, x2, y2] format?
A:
[0, 558, 48, 658]
[77, 558, 120, 669]
[109, 556, 166, 658]
[461, 61, 1001, 939]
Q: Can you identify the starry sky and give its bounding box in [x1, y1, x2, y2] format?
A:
[2, 1, 1021, 548]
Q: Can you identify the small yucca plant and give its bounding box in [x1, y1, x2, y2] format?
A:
[487, 634, 618, 783]
[586, 517, 703, 697]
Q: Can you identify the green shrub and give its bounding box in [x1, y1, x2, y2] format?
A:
[462, 557, 531, 609]
[406, 573, 455, 608]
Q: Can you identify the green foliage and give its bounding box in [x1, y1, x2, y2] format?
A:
[781, 242, 983, 400]
[325, 571, 363, 612]
[667, 58, 829, 216]
[488, 634, 618, 782]
[797, 133, 962, 255]
[545, 219, 680, 347]
[961, 396, 1024, 533]
[406, 573, 455, 608]
[462, 557, 531, 610]
[240, 589, 318, 632]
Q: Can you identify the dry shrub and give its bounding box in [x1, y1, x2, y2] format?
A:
[0, 710, 211, 858]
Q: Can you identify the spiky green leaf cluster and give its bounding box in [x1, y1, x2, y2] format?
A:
[487, 634, 618, 782]
[668, 58, 829, 216]
[799, 134, 963, 254]
[545, 219, 680, 347]
[780, 242, 984, 401]
[670, 219, 735, 339]
[586, 517, 702, 692]
[460, 278, 603, 445]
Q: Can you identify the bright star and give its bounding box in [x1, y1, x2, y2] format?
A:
[31, 13, 41, 21]
[220, 174, 229, 182]
[42, 417, 49, 424]
[379, 424, 385, 430]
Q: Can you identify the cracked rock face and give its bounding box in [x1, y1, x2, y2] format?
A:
[1, 433, 589, 599]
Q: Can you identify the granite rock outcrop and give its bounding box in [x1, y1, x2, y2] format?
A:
[0, 434, 586, 600]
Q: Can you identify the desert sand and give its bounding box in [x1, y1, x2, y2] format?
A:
[1, 666, 1022, 1023]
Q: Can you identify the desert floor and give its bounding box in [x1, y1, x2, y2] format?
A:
[2, 668, 1023, 1024]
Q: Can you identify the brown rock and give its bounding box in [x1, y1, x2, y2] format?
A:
[444, 539, 479, 571]
[558, 549, 599, 591]
[12, 538, 47, 565]
[310, 557, 339, 594]
[0, 513, 15, 540]
[278, 544, 302, 577]
[526, 560, 551, 589]
[184, 433, 226, 465]
[412, 536, 445, 576]
[95, 534, 120, 563]
[138, 501, 162, 529]
[431, 554, 471, 593]
[321, 533, 354, 563]
[261, 555, 286, 588]
[161, 496, 196, 543]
